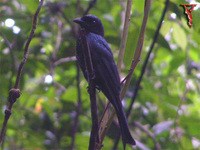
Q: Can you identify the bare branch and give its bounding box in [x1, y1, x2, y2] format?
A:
[54, 56, 77, 66]
[98, 0, 152, 147]
[126, 0, 170, 117]
[117, 0, 133, 72]
[52, 21, 63, 60]
[80, 28, 99, 150]
[70, 63, 82, 150]
[133, 122, 161, 150]
[83, 0, 97, 16]
[14, 0, 44, 89]
[0, 0, 44, 146]
[0, 30, 16, 89]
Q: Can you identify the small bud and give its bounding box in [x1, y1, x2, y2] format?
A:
[9, 88, 21, 103]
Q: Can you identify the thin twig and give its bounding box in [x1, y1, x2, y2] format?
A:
[120, 0, 126, 37]
[0, 30, 16, 90]
[126, 0, 170, 117]
[50, 20, 63, 78]
[133, 121, 161, 150]
[54, 81, 67, 92]
[54, 56, 77, 66]
[80, 29, 99, 150]
[59, 10, 78, 37]
[52, 21, 63, 60]
[14, 0, 44, 89]
[83, 0, 97, 16]
[0, 30, 13, 50]
[117, 0, 133, 72]
[120, 0, 151, 100]
[0, 0, 44, 146]
[70, 63, 82, 150]
[98, 0, 151, 147]
[98, 0, 133, 146]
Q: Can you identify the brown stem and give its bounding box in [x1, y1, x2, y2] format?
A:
[80, 29, 99, 150]
[14, 0, 44, 89]
[54, 56, 77, 66]
[98, 0, 151, 148]
[126, 0, 170, 117]
[133, 121, 161, 150]
[70, 63, 82, 150]
[0, 0, 44, 146]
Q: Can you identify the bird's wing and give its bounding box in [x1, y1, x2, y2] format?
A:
[87, 33, 121, 101]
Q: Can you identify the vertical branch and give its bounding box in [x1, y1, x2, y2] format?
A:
[120, 0, 151, 99]
[70, 63, 82, 150]
[126, 0, 170, 117]
[98, 0, 133, 146]
[52, 21, 63, 60]
[60, 1, 97, 148]
[0, 0, 44, 146]
[98, 0, 152, 147]
[117, 0, 133, 71]
[80, 29, 99, 150]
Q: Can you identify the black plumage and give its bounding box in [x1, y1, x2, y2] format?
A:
[74, 15, 136, 149]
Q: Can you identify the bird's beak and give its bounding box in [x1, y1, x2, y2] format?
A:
[73, 18, 84, 25]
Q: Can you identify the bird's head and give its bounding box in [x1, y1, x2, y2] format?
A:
[74, 15, 104, 37]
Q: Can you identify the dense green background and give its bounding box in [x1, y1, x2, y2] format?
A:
[0, 0, 200, 149]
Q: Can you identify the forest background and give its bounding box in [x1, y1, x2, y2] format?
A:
[0, 0, 200, 149]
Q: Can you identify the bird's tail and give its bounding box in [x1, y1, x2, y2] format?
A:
[115, 99, 136, 150]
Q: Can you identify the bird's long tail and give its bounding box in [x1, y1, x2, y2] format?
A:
[114, 98, 136, 150]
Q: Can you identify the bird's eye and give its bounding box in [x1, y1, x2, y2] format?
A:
[93, 20, 96, 23]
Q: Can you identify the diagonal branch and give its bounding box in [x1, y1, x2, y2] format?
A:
[98, 0, 151, 148]
[14, 0, 44, 89]
[0, 0, 44, 146]
[126, 0, 170, 117]
[133, 121, 161, 150]
[0, 30, 16, 90]
[83, 0, 97, 16]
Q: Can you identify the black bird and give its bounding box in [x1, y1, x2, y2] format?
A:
[74, 15, 136, 149]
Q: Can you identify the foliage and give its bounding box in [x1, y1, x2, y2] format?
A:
[0, 0, 200, 149]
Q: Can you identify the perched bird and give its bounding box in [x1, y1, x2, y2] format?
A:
[74, 15, 136, 149]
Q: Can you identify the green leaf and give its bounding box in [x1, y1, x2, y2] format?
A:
[61, 87, 77, 102]
[146, 28, 171, 50]
[180, 136, 193, 150]
[124, 28, 140, 66]
[189, 48, 199, 62]
[160, 21, 172, 37]
[168, 51, 185, 73]
[21, 0, 39, 13]
[172, 23, 187, 50]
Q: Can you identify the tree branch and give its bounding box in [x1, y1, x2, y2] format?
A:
[0, 30, 16, 91]
[52, 21, 63, 60]
[126, 0, 170, 117]
[54, 56, 77, 66]
[117, 0, 133, 71]
[14, 0, 44, 89]
[133, 121, 161, 150]
[83, 0, 97, 16]
[80, 28, 99, 150]
[0, 0, 44, 146]
[70, 63, 82, 150]
[98, 0, 151, 147]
